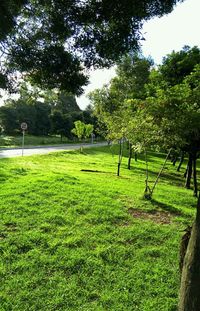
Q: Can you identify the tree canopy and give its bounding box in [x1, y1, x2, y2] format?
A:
[89, 46, 200, 191]
[0, 84, 96, 138]
[89, 54, 153, 146]
[0, 0, 183, 93]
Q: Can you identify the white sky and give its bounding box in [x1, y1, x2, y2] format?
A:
[76, 0, 200, 110]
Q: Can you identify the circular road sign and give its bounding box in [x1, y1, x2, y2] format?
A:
[21, 122, 28, 130]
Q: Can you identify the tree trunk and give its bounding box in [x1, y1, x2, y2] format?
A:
[179, 227, 192, 273]
[128, 142, 132, 170]
[117, 139, 123, 176]
[173, 157, 177, 166]
[178, 195, 200, 311]
[134, 153, 137, 162]
[193, 155, 198, 197]
[177, 152, 185, 172]
[184, 165, 188, 179]
[117, 162, 120, 176]
[185, 154, 193, 189]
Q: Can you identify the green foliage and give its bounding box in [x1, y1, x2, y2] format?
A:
[71, 121, 86, 140]
[145, 46, 200, 152]
[89, 47, 200, 154]
[115, 54, 153, 100]
[0, 0, 27, 40]
[84, 123, 94, 139]
[0, 104, 18, 135]
[0, 84, 88, 138]
[0, 146, 197, 310]
[71, 121, 94, 141]
[1, 0, 182, 90]
[89, 54, 153, 149]
[50, 111, 71, 139]
[160, 46, 200, 86]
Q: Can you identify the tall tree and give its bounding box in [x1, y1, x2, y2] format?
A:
[89, 54, 153, 142]
[146, 47, 200, 194]
[179, 195, 200, 311]
[89, 54, 154, 175]
[160, 46, 200, 86]
[139, 48, 200, 310]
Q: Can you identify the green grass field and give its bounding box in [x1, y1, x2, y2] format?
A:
[0, 134, 71, 148]
[0, 145, 197, 311]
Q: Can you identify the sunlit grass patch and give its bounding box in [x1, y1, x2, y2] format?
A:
[0, 145, 197, 310]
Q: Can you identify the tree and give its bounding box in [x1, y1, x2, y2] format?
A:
[50, 111, 74, 141]
[49, 90, 82, 139]
[90, 46, 200, 309]
[0, 1, 27, 40]
[145, 48, 200, 195]
[71, 120, 93, 151]
[139, 48, 200, 310]
[179, 195, 200, 311]
[160, 46, 200, 86]
[84, 124, 94, 140]
[82, 105, 98, 135]
[89, 54, 153, 174]
[0, 0, 182, 91]
[55, 93, 81, 115]
[34, 102, 51, 136]
[71, 121, 86, 141]
[0, 81, 87, 138]
[0, 104, 18, 134]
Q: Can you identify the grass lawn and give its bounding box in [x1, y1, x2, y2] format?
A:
[0, 145, 197, 311]
[0, 135, 75, 148]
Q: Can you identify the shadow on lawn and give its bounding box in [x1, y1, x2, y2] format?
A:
[133, 166, 184, 186]
[83, 144, 167, 160]
[150, 198, 186, 217]
[85, 144, 130, 157]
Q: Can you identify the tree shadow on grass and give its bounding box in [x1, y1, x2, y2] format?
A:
[84, 145, 169, 162]
[150, 198, 187, 217]
[133, 166, 184, 187]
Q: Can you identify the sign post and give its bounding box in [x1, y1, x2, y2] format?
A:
[21, 122, 28, 156]
[91, 133, 95, 144]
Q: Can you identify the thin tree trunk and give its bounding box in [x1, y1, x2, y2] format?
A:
[184, 165, 188, 178]
[185, 154, 193, 189]
[128, 142, 132, 170]
[134, 153, 137, 162]
[177, 152, 185, 172]
[117, 162, 120, 176]
[173, 157, 178, 166]
[178, 194, 200, 311]
[117, 139, 123, 176]
[193, 155, 198, 197]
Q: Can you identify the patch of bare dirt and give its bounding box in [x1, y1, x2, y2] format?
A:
[128, 208, 172, 224]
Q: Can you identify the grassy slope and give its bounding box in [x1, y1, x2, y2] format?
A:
[0, 145, 197, 311]
[0, 135, 71, 148]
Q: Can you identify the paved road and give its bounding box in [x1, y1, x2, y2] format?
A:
[0, 142, 107, 158]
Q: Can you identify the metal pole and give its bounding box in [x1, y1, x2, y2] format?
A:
[22, 130, 25, 156]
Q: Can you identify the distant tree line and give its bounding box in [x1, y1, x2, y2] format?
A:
[0, 84, 97, 140]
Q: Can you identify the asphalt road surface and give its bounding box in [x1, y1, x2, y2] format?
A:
[0, 142, 107, 158]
